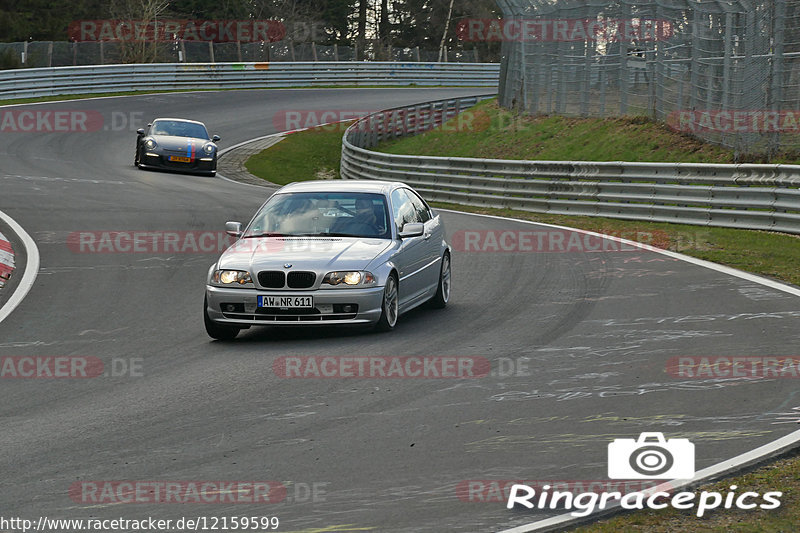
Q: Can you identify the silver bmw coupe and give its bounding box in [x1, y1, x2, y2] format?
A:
[204, 180, 451, 340]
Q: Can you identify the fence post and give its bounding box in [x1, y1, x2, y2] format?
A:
[581, 39, 591, 116]
[72, 41, 77, 66]
[334, 43, 339, 61]
[99, 41, 104, 65]
[208, 41, 215, 62]
[312, 42, 318, 61]
[619, 3, 631, 114]
[721, 12, 734, 110]
[47, 41, 53, 67]
[770, 0, 786, 154]
[689, 10, 701, 111]
[237, 40, 242, 62]
[654, 5, 666, 121]
[22, 40, 28, 65]
[179, 40, 186, 62]
[416, 46, 421, 62]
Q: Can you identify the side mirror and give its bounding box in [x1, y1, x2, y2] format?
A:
[225, 221, 243, 238]
[212, 134, 221, 142]
[398, 222, 424, 238]
[136, 128, 145, 135]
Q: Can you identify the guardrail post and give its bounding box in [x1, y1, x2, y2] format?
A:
[208, 41, 215, 62]
[99, 41, 104, 65]
[47, 41, 53, 67]
[312, 42, 318, 61]
[237, 40, 242, 62]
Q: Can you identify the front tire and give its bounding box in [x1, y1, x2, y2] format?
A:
[429, 252, 451, 309]
[204, 296, 240, 340]
[375, 273, 399, 332]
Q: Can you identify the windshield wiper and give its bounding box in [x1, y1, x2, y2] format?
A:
[296, 232, 358, 237]
[243, 232, 289, 238]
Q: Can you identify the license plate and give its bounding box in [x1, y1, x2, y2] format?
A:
[258, 295, 313, 308]
[169, 156, 192, 163]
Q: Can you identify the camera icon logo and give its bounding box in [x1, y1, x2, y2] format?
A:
[608, 432, 695, 479]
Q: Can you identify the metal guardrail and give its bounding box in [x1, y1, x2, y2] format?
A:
[0, 62, 500, 100]
[341, 96, 800, 234]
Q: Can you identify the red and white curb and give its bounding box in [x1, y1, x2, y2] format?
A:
[0, 231, 13, 289]
[0, 209, 39, 324]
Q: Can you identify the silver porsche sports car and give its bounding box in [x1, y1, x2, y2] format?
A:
[135, 118, 220, 175]
[204, 180, 451, 340]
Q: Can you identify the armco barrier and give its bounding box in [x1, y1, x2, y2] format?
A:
[0, 62, 500, 100]
[340, 96, 800, 235]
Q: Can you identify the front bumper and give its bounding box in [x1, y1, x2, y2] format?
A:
[141, 152, 216, 173]
[206, 285, 384, 326]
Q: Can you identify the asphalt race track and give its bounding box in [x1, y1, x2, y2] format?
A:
[2, 88, 800, 532]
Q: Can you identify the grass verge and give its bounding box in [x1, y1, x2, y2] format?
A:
[244, 123, 352, 186]
[378, 99, 800, 164]
[243, 106, 800, 531]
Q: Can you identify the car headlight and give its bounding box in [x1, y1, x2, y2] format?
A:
[212, 269, 253, 285]
[322, 271, 376, 286]
[144, 139, 157, 149]
[203, 143, 215, 154]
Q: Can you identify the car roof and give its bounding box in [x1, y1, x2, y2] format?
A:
[152, 118, 207, 126]
[277, 180, 407, 195]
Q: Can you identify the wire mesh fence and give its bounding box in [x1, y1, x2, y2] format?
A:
[0, 40, 486, 71]
[496, 0, 800, 157]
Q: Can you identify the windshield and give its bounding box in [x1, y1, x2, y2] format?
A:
[151, 120, 209, 140]
[244, 192, 391, 239]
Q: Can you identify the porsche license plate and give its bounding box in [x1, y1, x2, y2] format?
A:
[169, 156, 192, 163]
[258, 295, 313, 308]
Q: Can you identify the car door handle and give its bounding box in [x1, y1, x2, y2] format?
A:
[423, 232, 431, 240]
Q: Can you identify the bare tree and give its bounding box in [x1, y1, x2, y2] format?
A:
[437, 0, 454, 62]
[108, 0, 170, 63]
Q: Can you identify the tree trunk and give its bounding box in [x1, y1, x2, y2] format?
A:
[357, 0, 367, 60]
[438, 0, 455, 62]
[379, 0, 389, 60]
